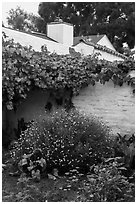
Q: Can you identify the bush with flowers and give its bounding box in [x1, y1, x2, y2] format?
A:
[10, 109, 114, 175]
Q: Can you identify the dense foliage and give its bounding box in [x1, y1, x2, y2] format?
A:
[6, 6, 40, 32]
[2, 158, 135, 202]
[9, 109, 135, 176]
[2, 32, 135, 111]
[74, 158, 135, 202]
[18, 149, 47, 181]
[113, 133, 135, 176]
[5, 109, 134, 201]
[2, 157, 135, 202]
[38, 2, 135, 51]
[10, 109, 114, 174]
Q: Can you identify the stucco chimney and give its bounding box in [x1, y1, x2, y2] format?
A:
[47, 20, 73, 46]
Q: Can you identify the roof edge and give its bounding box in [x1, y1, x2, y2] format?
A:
[74, 38, 128, 60]
[2, 26, 58, 43]
[47, 22, 73, 26]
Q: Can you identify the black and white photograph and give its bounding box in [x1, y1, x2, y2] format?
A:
[2, 1, 135, 202]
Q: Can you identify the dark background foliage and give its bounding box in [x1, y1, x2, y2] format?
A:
[6, 2, 135, 53]
[38, 2, 135, 52]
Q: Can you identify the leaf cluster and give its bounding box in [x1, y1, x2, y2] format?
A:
[2, 33, 135, 110]
[6, 6, 40, 32]
[18, 149, 46, 181]
[113, 133, 135, 174]
[75, 158, 135, 202]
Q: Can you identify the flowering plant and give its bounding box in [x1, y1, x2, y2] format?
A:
[10, 109, 114, 174]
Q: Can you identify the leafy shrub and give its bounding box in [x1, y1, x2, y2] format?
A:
[75, 158, 135, 202]
[2, 32, 135, 111]
[10, 109, 114, 174]
[113, 133, 135, 176]
[18, 149, 46, 181]
[42, 157, 135, 202]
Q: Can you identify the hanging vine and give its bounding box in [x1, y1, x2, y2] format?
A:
[2, 32, 135, 110]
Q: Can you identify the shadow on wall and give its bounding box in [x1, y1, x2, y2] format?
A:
[2, 87, 73, 147]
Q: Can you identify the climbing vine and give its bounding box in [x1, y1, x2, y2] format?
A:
[2, 32, 135, 110]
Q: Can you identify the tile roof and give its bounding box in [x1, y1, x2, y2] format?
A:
[73, 35, 105, 46]
[76, 38, 128, 60]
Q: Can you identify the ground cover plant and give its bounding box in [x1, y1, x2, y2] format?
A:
[3, 135, 135, 201]
[2, 161, 135, 202]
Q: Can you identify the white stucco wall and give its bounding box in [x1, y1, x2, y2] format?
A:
[73, 80, 135, 135]
[47, 23, 73, 46]
[3, 82, 135, 140]
[74, 42, 94, 56]
[47, 24, 63, 44]
[98, 35, 116, 51]
[2, 27, 70, 55]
